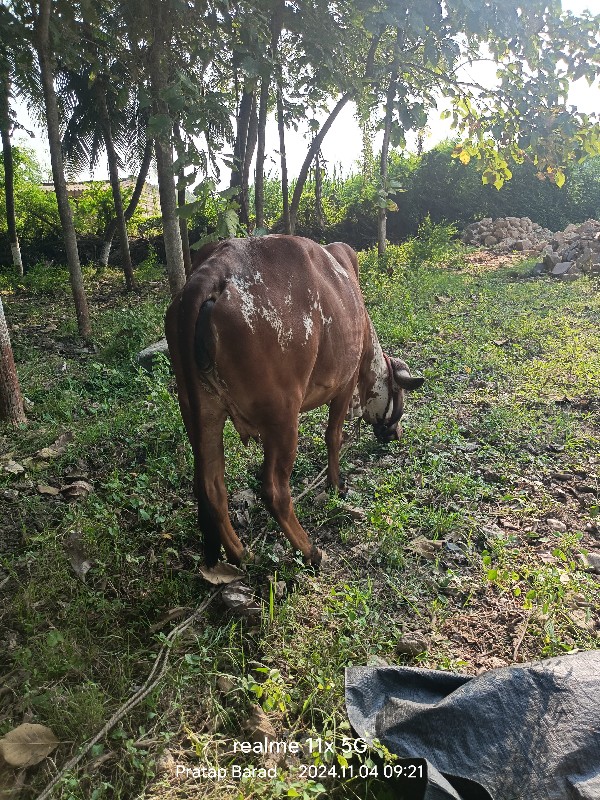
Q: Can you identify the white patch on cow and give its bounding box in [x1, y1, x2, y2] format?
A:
[318, 303, 332, 326]
[229, 273, 256, 331]
[321, 246, 348, 280]
[346, 387, 363, 420]
[284, 293, 292, 306]
[254, 271, 263, 283]
[258, 298, 293, 349]
[302, 314, 313, 340]
[363, 320, 391, 423]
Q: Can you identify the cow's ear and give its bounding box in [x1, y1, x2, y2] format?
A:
[391, 360, 424, 391]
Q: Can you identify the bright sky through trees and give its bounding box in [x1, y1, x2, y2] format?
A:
[10, 0, 600, 185]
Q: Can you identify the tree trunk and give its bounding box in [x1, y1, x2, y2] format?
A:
[289, 93, 350, 234]
[0, 297, 26, 425]
[174, 122, 192, 277]
[35, 0, 91, 337]
[178, 180, 192, 277]
[97, 88, 135, 290]
[148, 5, 186, 296]
[240, 95, 257, 228]
[254, 75, 269, 230]
[100, 139, 153, 267]
[314, 149, 325, 228]
[276, 83, 290, 234]
[378, 29, 401, 259]
[0, 72, 23, 276]
[154, 137, 186, 295]
[254, 0, 284, 230]
[230, 83, 254, 225]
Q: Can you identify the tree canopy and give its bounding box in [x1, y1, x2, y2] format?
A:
[1, 0, 599, 288]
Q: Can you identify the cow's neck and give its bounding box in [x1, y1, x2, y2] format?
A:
[361, 318, 392, 423]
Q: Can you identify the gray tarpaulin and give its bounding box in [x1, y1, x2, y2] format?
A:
[345, 651, 600, 800]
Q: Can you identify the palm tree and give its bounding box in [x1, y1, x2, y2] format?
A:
[34, 0, 91, 337]
[60, 66, 142, 290]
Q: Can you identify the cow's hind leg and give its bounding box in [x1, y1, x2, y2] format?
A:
[193, 396, 245, 567]
[260, 424, 322, 566]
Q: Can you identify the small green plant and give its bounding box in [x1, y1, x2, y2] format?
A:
[404, 215, 460, 268]
[242, 668, 291, 713]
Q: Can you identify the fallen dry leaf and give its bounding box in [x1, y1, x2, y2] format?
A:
[199, 562, 246, 585]
[36, 431, 74, 460]
[244, 705, 276, 745]
[0, 723, 58, 768]
[65, 530, 94, 581]
[37, 484, 60, 496]
[408, 535, 443, 560]
[60, 480, 93, 501]
[3, 461, 24, 476]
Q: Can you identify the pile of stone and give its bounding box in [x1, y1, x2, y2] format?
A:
[462, 216, 553, 251]
[536, 219, 600, 279]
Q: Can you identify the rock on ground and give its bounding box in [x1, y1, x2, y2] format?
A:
[137, 338, 170, 370]
[462, 217, 600, 280]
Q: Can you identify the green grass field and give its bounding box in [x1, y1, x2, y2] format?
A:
[1, 243, 599, 799]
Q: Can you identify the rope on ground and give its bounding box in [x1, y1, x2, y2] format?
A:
[35, 588, 222, 800]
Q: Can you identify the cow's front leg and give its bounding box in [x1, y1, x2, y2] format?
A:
[260, 424, 322, 566]
[325, 384, 356, 491]
[193, 398, 245, 567]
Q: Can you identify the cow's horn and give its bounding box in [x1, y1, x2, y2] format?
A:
[392, 363, 425, 391]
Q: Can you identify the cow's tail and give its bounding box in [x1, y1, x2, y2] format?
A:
[194, 298, 216, 373]
[167, 279, 222, 566]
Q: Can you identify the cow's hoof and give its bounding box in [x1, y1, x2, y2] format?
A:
[305, 546, 324, 569]
[326, 477, 347, 497]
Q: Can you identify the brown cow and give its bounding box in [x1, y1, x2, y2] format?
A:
[165, 235, 423, 568]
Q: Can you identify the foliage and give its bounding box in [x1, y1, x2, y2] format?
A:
[248, 146, 600, 250]
[71, 182, 148, 238]
[0, 147, 155, 268]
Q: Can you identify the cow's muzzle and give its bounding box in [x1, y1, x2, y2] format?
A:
[373, 420, 402, 444]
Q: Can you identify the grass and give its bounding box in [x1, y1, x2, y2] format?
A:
[0, 243, 599, 799]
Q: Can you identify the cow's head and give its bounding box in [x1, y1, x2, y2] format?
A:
[371, 356, 424, 443]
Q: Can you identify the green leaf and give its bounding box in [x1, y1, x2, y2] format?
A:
[224, 208, 239, 238]
[147, 114, 172, 139]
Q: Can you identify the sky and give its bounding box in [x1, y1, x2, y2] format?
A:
[11, 0, 600, 186]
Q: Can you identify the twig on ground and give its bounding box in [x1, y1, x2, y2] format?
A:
[513, 611, 532, 661]
[293, 426, 358, 504]
[35, 589, 222, 800]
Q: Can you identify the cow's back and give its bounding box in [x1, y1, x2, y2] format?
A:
[182, 236, 367, 425]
